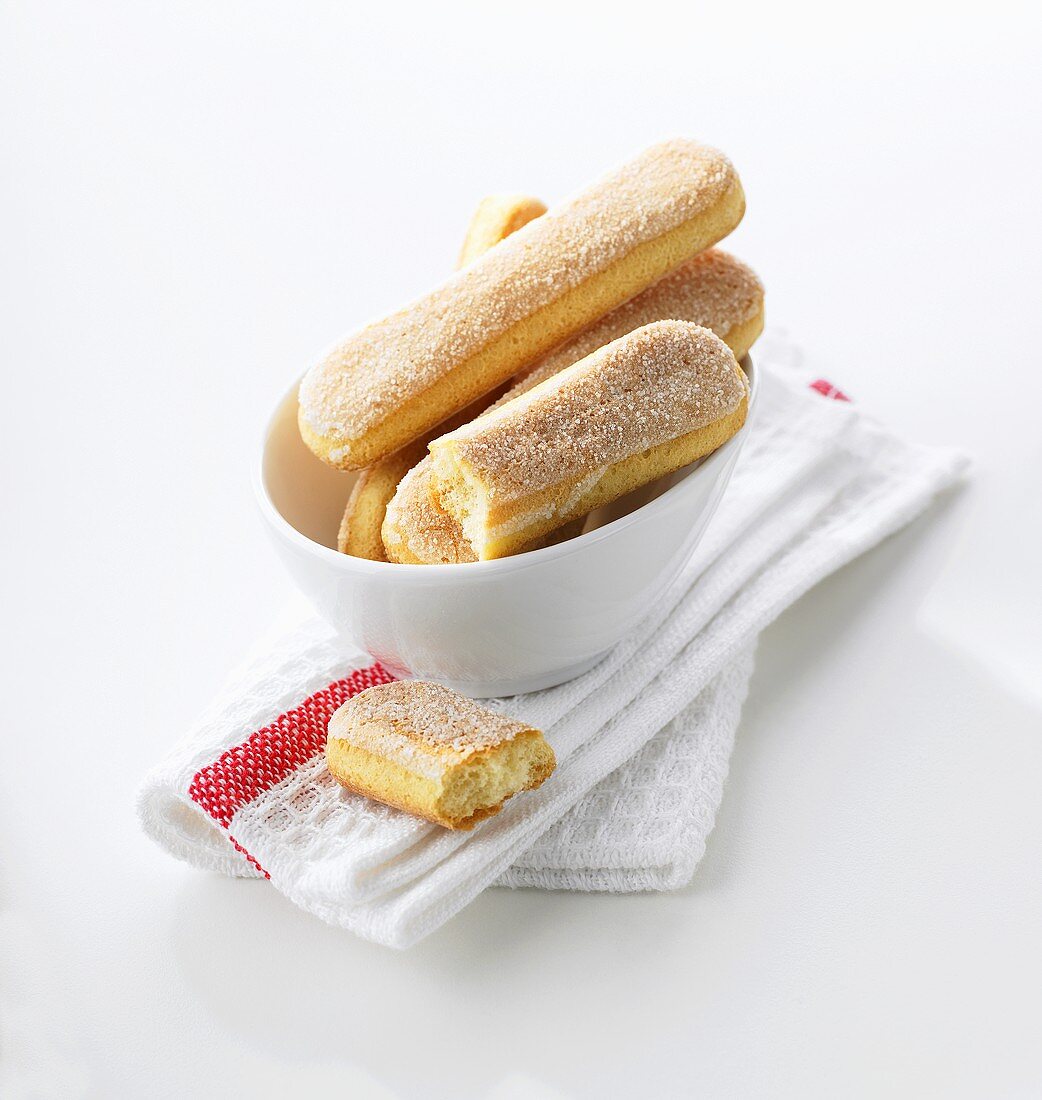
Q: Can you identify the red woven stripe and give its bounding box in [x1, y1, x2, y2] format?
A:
[228, 834, 270, 879]
[810, 378, 851, 402]
[188, 662, 394, 831]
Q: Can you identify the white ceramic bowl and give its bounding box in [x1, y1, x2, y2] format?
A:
[256, 356, 757, 696]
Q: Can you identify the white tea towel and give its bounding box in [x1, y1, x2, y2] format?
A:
[139, 348, 967, 947]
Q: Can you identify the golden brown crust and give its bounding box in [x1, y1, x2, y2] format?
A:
[338, 443, 426, 560]
[298, 140, 744, 470]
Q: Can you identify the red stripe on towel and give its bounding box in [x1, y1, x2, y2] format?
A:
[228, 835, 269, 878]
[188, 662, 395, 873]
[810, 378, 851, 402]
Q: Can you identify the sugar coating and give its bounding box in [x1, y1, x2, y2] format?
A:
[439, 320, 747, 504]
[329, 681, 532, 780]
[489, 249, 762, 411]
[382, 457, 477, 564]
[298, 139, 737, 441]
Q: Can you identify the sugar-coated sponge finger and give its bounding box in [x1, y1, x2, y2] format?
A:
[428, 321, 749, 561]
[457, 194, 547, 269]
[298, 139, 745, 470]
[325, 681, 555, 829]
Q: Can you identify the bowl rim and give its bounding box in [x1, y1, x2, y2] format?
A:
[255, 353, 757, 578]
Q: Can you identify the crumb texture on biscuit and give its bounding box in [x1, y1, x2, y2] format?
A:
[383, 457, 589, 564]
[382, 458, 479, 564]
[326, 681, 555, 829]
[436, 732, 554, 828]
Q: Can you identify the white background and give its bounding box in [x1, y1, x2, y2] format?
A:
[3, 1, 1041, 1096]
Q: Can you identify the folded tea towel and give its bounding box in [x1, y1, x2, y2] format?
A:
[138, 337, 967, 947]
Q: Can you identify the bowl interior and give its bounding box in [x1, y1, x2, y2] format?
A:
[262, 398, 357, 549]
